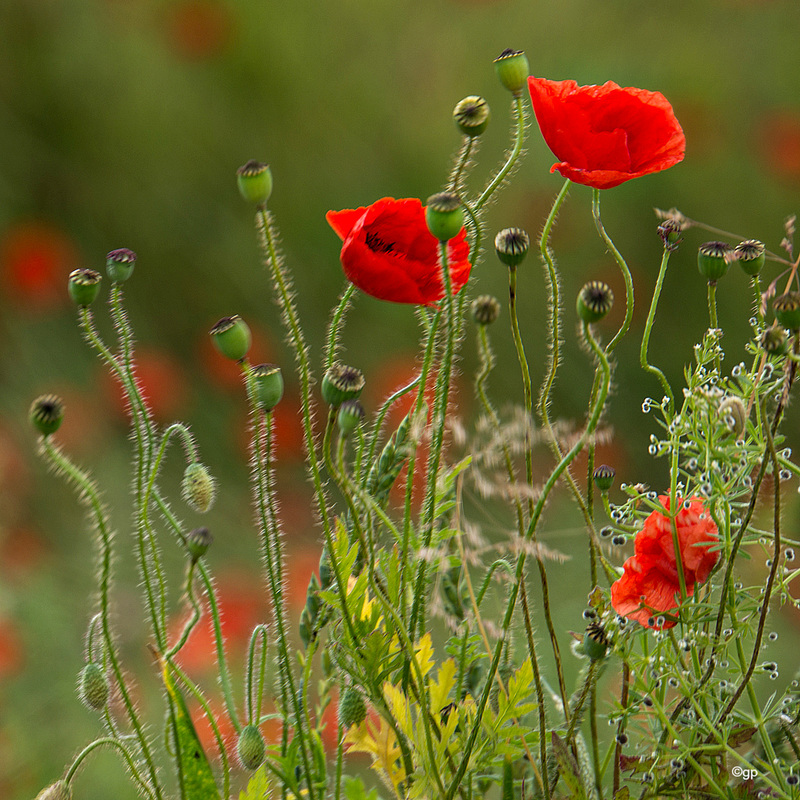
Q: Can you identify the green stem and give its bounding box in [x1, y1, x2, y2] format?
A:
[707, 280, 721, 374]
[640, 246, 675, 410]
[65, 737, 156, 799]
[324, 283, 357, 372]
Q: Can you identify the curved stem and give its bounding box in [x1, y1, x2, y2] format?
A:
[65, 737, 156, 799]
[640, 246, 675, 410]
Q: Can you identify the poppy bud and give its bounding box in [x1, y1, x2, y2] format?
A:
[734, 239, 765, 276]
[182, 462, 216, 513]
[30, 394, 64, 437]
[187, 526, 213, 562]
[718, 396, 747, 439]
[593, 464, 616, 493]
[582, 621, 609, 661]
[79, 662, 109, 710]
[106, 248, 137, 283]
[339, 686, 367, 728]
[494, 227, 529, 268]
[237, 724, 266, 770]
[210, 315, 251, 362]
[35, 781, 72, 800]
[251, 363, 284, 412]
[471, 295, 501, 326]
[321, 363, 365, 407]
[425, 192, 464, 242]
[68, 268, 102, 307]
[774, 292, 800, 331]
[657, 219, 682, 251]
[337, 399, 364, 436]
[493, 49, 529, 95]
[577, 281, 614, 323]
[697, 241, 732, 282]
[760, 324, 788, 354]
[453, 96, 490, 137]
[237, 160, 273, 206]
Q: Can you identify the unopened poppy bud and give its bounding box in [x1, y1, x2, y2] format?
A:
[182, 463, 216, 513]
[425, 192, 464, 242]
[453, 96, 490, 137]
[494, 227, 529, 268]
[68, 268, 102, 306]
[237, 724, 266, 770]
[734, 239, 765, 276]
[79, 662, 109, 710]
[471, 295, 501, 325]
[106, 248, 137, 283]
[251, 363, 284, 412]
[35, 781, 72, 800]
[321, 362, 365, 407]
[697, 241, 732, 282]
[339, 686, 367, 728]
[187, 526, 213, 561]
[237, 160, 273, 206]
[30, 394, 64, 437]
[210, 315, 251, 361]
[760, 324, 788, 354]
[577, 281, 614, 323]
[593, 464, 616, 493]
[493, 49, 529, 95]
[718, 396, 747, 439]
[657, 219, 682, 251]
[582, 621, 609, 661]
[337, 399, 365, 436]
[774, 292, 800, 331]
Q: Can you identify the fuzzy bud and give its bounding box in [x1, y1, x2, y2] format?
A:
[187, 526, 213, 561]
[773, 291, 800, 331]
[30, 394, 64, 437]
[106, 248, 137, 283]
[251, 363, 284, 412]
[35, 782, 72, 800]
[734, 239, 766, 276]
[471, 295, 501, 326]
[493, 49, 529, 94]
[577, 281, 614, 324]
[697, 241, 732, 283]
[79, 662, 109, 710]
[453, 96, 490, 137]
[68, 268, 102, 307]
[182, 463, 216, 513]
[494, 227, 529, 268]
[425, 192, 464, 242]
[210, 315, 251, 361]
[337, 399, 365, 436]
[237, 724, 266, 770]
[339, 686, 367, 729]
[237, 160, 273, 206]
[321, 362, 365, 407]
[592, 464, 616, 493]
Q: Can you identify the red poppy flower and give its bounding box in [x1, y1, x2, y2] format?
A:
[326, 198, 471, 306]
[611, 496, 718, 629]
[527, 77, 686, 190]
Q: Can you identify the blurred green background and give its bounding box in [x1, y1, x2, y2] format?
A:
[2, 0, 800, 797]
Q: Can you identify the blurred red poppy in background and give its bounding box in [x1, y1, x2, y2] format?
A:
[326, 198, 471, 306]
[163, 0, 236, 61]
[611, 496, 718, 629]
[528, 77, 686, 189]
[758, 111, 800, 184]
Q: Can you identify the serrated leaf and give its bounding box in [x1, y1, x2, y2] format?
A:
[343, 775, 381, 800]
[727, 724, 757, 747]
[239, 765, 270, 800]
[613, 788, 630, 800]
[551, 732, 586, 800]
[429, 659, 457, 720]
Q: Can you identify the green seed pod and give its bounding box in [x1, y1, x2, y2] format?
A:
[30, 394, 64, 437]
[68, 268, 102, 307]
[773, 291, 800, 331]
[339, 686, 367, 729]
[251, 363, 284, 412]
[592, 464, 616, 493]
[187, 526, 213, 562]
[337, 399, 365, 436]
[237, 160, 273, 206]
[657, 219, 683, 251]
[582, 621, 609, 661]
[697, 241, 732, 282]
[318, 547, 333, 590]
[182, 462, 216, 513]
[453, 96, 490, 138]
[425, 192, 464, 242]
[237, 724, 266, 770]
[35, 781, 72, 800]
[493, 48, 529, 95]
[760, 324, 788, 354]
[321, 362, 365, 407]
[471, 295, 501, 326]
[577, 281, 614, 324]
[734, 239, 765, 276]
[79, 662, 109, 710]
[718, 396, 747, 439]
[210, 315, 251, 361]
[106, 248, 137, 283]
[495, 227, 529, 268]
